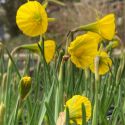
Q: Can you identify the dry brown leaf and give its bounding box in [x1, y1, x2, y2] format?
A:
[56, 112, 65, 125]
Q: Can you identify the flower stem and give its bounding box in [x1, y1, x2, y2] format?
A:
[92, 56, 100, 125]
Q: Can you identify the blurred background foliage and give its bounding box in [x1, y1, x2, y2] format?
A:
[0, 0, 125, 50]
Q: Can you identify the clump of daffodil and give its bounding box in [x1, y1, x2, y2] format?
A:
[19, 76, 32, 100]
[89, 51, 112, 75]
[65, 95, 91, 124]
[68, 32, 102, 69]
[18, 40, 56, 63]
[16, 1, 48, 37]
[76, 14, 115, 40]
[0, 102, 5, 125]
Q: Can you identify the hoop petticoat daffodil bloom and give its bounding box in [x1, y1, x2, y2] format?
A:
[19, 76, 31, 100]
[77, 14, 115, 40]
[16, 1, 48, 37]
[68, 32, 102, 69]
[19, 40, 56, 63]
[89, 51, 112, 75]
[65, 95, 91, 124]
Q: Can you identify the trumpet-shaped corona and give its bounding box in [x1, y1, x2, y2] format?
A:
[98, 14, 115, 40]
[79, 14, 115, 40]
[20, 40, 56, 63]
[68, 32, 101, 69]
[106, 40, 119, 51]
[16, 1, 48, 37]
[44, 40, 56, 63]
[65, 95, 91, 124]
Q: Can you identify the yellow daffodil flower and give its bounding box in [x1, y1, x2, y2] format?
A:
[65, 95, 91, 124]
[43, 40, 56, 63]
[77, 14, 115, 40]
[90, 51, 112, 75]
[97, 14, 115, 40]
[68, 32, 102, 69]
[19, 40, 56, 63]
[16, 1, 48, 37]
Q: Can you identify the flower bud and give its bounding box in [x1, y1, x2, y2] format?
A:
[19, 76, 31, 100]
[106, 40, 119, 51]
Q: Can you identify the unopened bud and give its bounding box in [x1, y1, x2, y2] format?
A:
[106, 40, 119, 51]
[19, 76, 31, 100]
[111, 40, 119, 48]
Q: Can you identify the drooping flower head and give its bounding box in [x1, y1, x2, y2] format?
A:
[43, 40, 56, 63]
[78, 14, 115, 40]
[68, 32, 102, 69]
[89, 51, 112, 75]
[97, 14, 115, 40]
[19, 40, 56, 63]
[16, 1, 48, 37]
[65, 95, 91, 124]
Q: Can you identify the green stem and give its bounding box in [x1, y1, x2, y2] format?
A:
[39, 36, 52, 84]
[72, 22, 97, 33]
[13, 97, 22, 125]
[65, 107, 70, 125]
[48, 0, 65, 6]
[84, 68, 89, 96]
[54, 61, 64, 121]
[6, 46, 21, 79]
[92, 56, 100, 125]
[5, 46, 21, 125]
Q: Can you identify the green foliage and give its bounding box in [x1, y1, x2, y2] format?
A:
[0, 39, 125, 125]
[0, 1, 125, 125]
